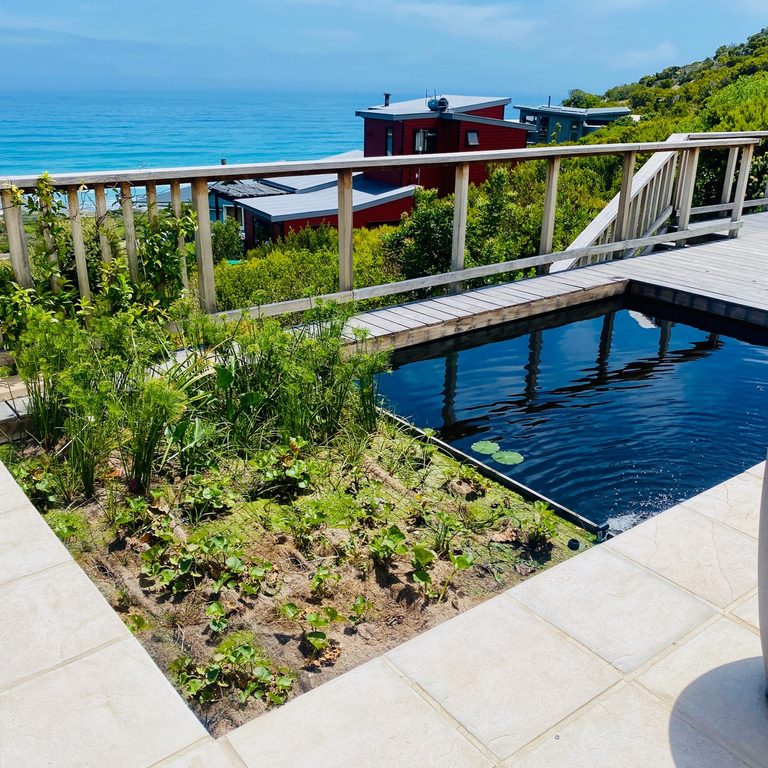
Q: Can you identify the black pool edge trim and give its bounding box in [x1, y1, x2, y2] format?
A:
[380, 409, 609, 540]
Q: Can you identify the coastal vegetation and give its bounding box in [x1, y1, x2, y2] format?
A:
[1, 301, 590, 733]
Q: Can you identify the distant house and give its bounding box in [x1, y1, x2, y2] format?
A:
[159, 95, 536, 247]
[357, 94, 535, 194]
[514, 104, 632, 144]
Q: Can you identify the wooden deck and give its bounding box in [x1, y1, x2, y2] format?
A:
[351, 211, 768, 350]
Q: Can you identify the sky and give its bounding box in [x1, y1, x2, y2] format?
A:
[0, 0, 764, 99]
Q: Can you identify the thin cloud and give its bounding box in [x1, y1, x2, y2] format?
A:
[615, 41, 678, 69]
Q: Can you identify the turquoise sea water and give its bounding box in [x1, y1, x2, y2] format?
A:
[0, 89, 550, 177]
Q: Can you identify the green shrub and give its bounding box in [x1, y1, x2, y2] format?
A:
[211, 217, 243, 264]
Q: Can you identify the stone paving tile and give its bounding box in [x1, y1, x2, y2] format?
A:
[607, 504, 758, 608]
[506, 683, 750, 768]
[0, 502, 71, 585]
[386, 596, 619, 761]
[0, 637, 206, 768]
[637, 617, 768, 768]
[745, 461, 765, 479]
[227, 658, 493, 768]
[684, 471, 762, 539]
[510, 546, 714, 673]
[154, 740, 243, 768]
[0, 462, 35, 516]
[0, 560, 129, 689]
[730, 592, 760, 631]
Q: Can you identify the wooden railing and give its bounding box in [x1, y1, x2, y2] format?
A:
[555, 130, 768, 271]
[1, 133, 765, 320]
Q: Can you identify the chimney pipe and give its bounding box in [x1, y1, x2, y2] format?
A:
[220, 158, 228, 165]
[384, 92, 391, 107]
[547, 95, 551, 107]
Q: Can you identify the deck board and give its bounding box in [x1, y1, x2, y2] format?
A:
[347, 211, 768, 350]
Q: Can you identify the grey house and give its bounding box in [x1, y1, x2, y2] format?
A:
[514, 104, 632, 144]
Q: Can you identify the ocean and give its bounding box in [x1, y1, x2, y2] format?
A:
[0, 89, 553, 177]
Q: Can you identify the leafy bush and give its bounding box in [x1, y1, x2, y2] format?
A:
[211, 217, 243, 264]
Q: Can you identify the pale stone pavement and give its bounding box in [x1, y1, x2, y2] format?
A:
[0, 458, 765, 767]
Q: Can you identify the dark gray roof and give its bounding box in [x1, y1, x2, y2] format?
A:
[514, 104, 631, 119]
[357, 95, 511, 121]
[210, 179, 287, 199]
[236, 177, 414, 223]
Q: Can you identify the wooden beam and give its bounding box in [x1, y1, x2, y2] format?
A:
[192, 178, 216, 312]
[67, 186, 91, 301]
[730, 143, 755, 238]
[451, 162, 470, 273]
[146, 182, 158, 221]
[337, 169, 354, 292]
[93, 184, 112, 262]
[721, 146, 738, 208]
[538, 156, 560, 274]
[676, 147, 700, 241]
[3, 136, 760, 191]
[170, 181, 189, 291]
[0, 188, 32, 288]
[120, 182, 139, 281]
[614, 151, 636, 242]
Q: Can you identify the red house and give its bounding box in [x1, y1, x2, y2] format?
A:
[231, 95, 533, 244]
[357, 94, 534, 194]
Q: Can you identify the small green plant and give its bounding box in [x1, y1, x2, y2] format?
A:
[410, 544, 437, 595]
[310, 565, 340, 599]
[523, 502, 558, 552]
[181, 474, 237, 525]
[46, 510, 88, 542]
[348, 595, 372, 625]
[437, 551, 475, 603]
[170, 635, 294, 706]
[125, 612, 150, 634]
[251, 438, 312, 499]
[205, 601, 229, 634]
[279, 603, 344, 657]
[369, 524, 407, 565]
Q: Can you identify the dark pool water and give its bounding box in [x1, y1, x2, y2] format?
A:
[378, 297, 768, 529]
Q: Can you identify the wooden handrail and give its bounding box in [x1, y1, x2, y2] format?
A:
[1, 132, 764, 319]
[0, 137, 759, 190]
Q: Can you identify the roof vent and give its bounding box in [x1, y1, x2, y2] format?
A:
[384, 92, 391, 107]
[428, 96, 449, 112]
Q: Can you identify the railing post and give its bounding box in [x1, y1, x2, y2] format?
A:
[676, 147, 700, 243]
[614, 151, 636, 243]
[0, 188, 32, 288]
[451, 162, 470, 275]
[120, 182, 139, 281]
[730, 143, 754, 239]
[67, 186, 91, 301]
[146, 182, 158, 222]
[170, 181, 189, 291]
[192, 178, 216, 313]
[94, 184, 112, 262]
[337, 169, 354, 292]
[538, 156, 560, 274]
[721, 147, 738, 212]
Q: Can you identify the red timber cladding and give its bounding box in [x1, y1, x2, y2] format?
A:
[240, 196, 413, 245]
[464, 105, 506, 119]
[363, 115, 528, 194]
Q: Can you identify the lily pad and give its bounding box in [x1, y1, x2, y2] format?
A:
[471, 440, 500, 455]
[492, 450, 524, 466]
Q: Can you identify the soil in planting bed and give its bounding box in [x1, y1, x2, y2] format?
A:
[3, 423, 593, 737]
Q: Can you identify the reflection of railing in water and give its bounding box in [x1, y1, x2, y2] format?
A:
[436, 317, 723, 439]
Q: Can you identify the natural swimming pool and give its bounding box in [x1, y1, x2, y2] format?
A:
[378, 296, 768, 530]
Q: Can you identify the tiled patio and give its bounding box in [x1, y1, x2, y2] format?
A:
[0, 459, 765, 767]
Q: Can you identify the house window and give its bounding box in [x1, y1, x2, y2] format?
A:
[385, 127, 394, 156]
[466, 130, 480, 147]
[414, 128, 438, 154]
